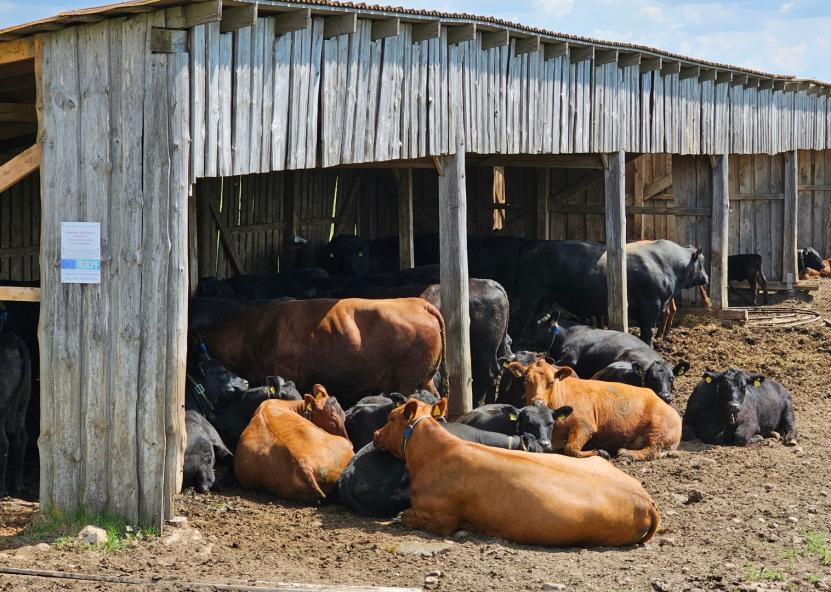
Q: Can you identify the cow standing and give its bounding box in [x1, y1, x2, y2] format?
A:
[0, 313, 31, 496]
[682, 369, 797, 446]
[728, 254, 768, 305]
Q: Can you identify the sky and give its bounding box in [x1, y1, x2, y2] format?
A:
[2, 0, 830, 81]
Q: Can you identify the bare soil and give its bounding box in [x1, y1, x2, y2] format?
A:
[2, 283, 831, 592]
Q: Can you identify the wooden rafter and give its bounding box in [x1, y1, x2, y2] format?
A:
[0, 142, 40, 194]
[0, 38, 33, 66]
[0, 286, 41, 302]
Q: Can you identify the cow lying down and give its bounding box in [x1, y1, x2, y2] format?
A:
[682, 369, 797, 446]
[235, 385, 353, 503]
[507, 358, 681, 461]
[184, 410, 233, 493]
[373, 398, 659, 546]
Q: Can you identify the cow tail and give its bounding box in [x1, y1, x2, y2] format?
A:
[426, 302, 449, 397]
[641, 501, 661, 544]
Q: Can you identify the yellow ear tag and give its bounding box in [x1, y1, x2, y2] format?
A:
[315, 391, 325, 400]
[512, 369, 522, 378]
[305, 403, 313, 412]
[509, 413, 518, 422]
[502, 361, 510, 368]
[269, 386, 277, 394]
[704, 376, 713, 384]
[753, 379, 762, 388]
[432, 406, 443, 418]
[678, 368, 686, 376]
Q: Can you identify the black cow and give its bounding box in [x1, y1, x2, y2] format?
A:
[337, 420, 544, 518]
[320, 235, 401, 276]
[184, 410, 233, 493]
[455, 401, 554, 451]
[345, 391, 437, 451]
[682, 369, 797, 446]
[516, 239, 709, 345]
[494, 350, 545, 408]
[549, 321, 689, 403]
[320, 278, 510, 406]
[195, 268, 327, 300]
[308, 265, 441, 295]
[195, 276, 236, 299]
[728, 254, 768, 305]
[0, 318, 31, 496]
[798, 247, 825, 275]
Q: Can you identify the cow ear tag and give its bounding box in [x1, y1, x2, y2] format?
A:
[509, 413, 518, 422]
[269, 386, 277, 395]
[502, 361, 510, 368]
[432, 406, 443, 418]
[315, 391, 325, 400]
[305, 403, 313, 412]
[753, 379, 762, 387]
[704, 376, 713, 384]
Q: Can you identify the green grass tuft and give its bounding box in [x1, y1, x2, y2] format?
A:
[24, 506, 159, 552]
[744, 563, 785, 582]
[802, 531, 831, 567]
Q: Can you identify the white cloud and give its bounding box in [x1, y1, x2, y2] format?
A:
[532, 0, 575, 19]
[639, 4, 666, 23]
[780, 2, 794, 13]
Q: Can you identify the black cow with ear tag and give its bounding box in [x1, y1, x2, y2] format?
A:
[682, 368, 797, 446]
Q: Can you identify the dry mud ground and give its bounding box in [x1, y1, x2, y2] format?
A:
[1, 283, 831, 592]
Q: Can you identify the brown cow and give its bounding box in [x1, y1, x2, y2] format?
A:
[373, 398, 659, 547]
[204, 298, 446, 403]
[800, 259, 831, 279]
[235, 385, 353, 503]
[507, 359, 681, 461]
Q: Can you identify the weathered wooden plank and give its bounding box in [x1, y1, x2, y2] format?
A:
[0, 38, 34, 66]
[371, 17, 400, 41]
[0, 285, 40, 301]
[438, 135, 472, 417]
[271, 28, 291, 170]
[398, 169, 414, 269]
[189, 24, 206, 182]
[220, 4, 257, 34]
[783, 150, 799, 282]
[203, 22, 220, 177]
[447, 23, 475, 45]
[0, 103, 36, 122]
[515, 35, 540, 57]
[248, 18, 264, 173]
[217, 32, 232, 175]
[412, 21, 440, 43]
[339, 19, 365, 164]
[164, 0, 221, 29]
[259, 17, 275, 173]
[150, 28, 188, 53]
[604, 151, 627, 332]
[0, 143, 39, 194]
[274, 9, 310, 35]
[323, 13, 357, 39]
[231, 27, 251, 175]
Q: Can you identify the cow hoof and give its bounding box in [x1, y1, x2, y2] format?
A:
[769, 431, 781, 441]
[597, 450, 611, 460]
[784, 438, 798, 447]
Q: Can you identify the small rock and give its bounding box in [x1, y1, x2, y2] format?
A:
[33, 543, 50, 552]
[764, 483, 775, 491]
[665, 509, 678, 516]
[725, 562, 737, 570]
[658, 536, 676, 547]
[394, 541, 453, 557]
[672, 493, 689, 505]
[542, 584, 566, 591]
[766, 532, 779, 542]
[651, 581, 671, 592]
[732, 517, 743, 524]
[78, 525, 108, 545]
[686, 490, 704, 504]
[819, 490, 829, 498]
[424, 575, 439, 587]
[792, 535, 805, 545]
[427, 570, 443, 578]
[757, 517, 766, 523]
[808, 506, 819, 514]
[452, 530, 469, 540]
[792, 446, 804, 455]
[666, 450, 681, 458]
[681, 566, 690, 574]
[787, 516, 798, 524]
[166, 516, 188, 529]
[814, 579, 828, 590]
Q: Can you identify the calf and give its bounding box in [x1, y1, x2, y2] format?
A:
[184, 410, 232, 493]
[373, 398, 659, 546]
[235, 385, 353, 502]
[0, 318, 31, 496]
[507, 358, 681, 461]
[728, 254, 768, 305]
[345, 391, 438, 451]
[798, 247, 826, 278]
[682, 369, 797, 446]
[455, 401, 554, 452]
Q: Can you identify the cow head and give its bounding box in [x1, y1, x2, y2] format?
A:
[803, 247, 824, 272]
[546, 405, 576, 453]
[196, 276, 236, 299]
[191, 358, 249, 407]
[642, 359, 690, 404]
[321, 234, 371, 276]
[701, 368, 765, 425]
[304, 384, 349, 439]
[506, 359, 575, 406]
[374, 397, 447, 459]
[502, 401, 554, 452]
[265, 376, 301, 400]
[684, 246, 709, 288]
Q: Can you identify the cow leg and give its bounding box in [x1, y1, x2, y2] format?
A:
[0, 429, 8, 497]
[658, 299, 677, 339]
[562, 429, 609, 459]
[617, 446, 662, 462]
[778, 399, 798, 446]
[401, 507, 458, 536]
[637, 301, 662, 346]
[758, 271, 768, 305]
[733, 423, 763, 446]
[750, 274, 758, 306]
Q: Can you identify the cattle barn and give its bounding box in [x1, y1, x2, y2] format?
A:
[0, 0, 829, 528]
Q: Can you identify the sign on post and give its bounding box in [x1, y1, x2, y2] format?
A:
[60, 222, 101, 284]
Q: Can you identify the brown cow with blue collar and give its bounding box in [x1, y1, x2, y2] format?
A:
[373, 398, 659, 547]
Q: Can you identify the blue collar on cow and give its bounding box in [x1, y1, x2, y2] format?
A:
[403, 415, 432, 455]
[187, 374, 214, 413]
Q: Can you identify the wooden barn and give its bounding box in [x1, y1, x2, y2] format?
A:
[0, 0, 829, 527]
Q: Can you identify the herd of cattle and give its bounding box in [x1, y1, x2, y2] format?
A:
[0, 233, 824, 547]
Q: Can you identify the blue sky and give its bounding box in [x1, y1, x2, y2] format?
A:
[3, 0, 829, 80]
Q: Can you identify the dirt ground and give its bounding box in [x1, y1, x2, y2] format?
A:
[1, 283, 831, 592]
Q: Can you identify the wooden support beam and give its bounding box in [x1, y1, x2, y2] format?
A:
[481, 29, 509, 51]
[398, 169, 414, 270]
[323, 13, 357, 39]
[150, 28, 188, 53]
[0, 38, 33, 66]
[618, 52, 641, 68]
[731, 74, 748, 86]
[164, 0, 222, 29]
[807, 84, 820, 95]
[208, 199, 245, 275]
[710, 155, 729, 311]
[783, 151, 798, 284]
[698, 69, 717, 82]
[680, 65, 700, 80]
[716, 71, 732, 84]
[0, 142, 39, 194]
[0, 103, 35, 122]
[660, 60, 681, 77]
[274, 9, 311, 35]
[773, 80, 786, 91]
[758, 79, 774, 91]
[446, 23, 476, 45]
[640, 57, 661, 73]
[371, 17, 400, 41]
[744, 76, 760, 89]
[515, 35, 541, 56]
[439, 140, 472, 417]
[412, 21, 441, 43]
[220, 4, 257, 34]
[643, 173, 672, 200]
[0, 286, 41, 302]
[569, 45, 593, 63]
[604, 151, 627, 333]
[594, 48, 618, 66]
[544, 41, 568, 60]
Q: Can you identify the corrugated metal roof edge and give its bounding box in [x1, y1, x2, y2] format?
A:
[1, 0, 829, 88]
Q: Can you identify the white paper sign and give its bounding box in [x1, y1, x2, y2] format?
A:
[61, 222, 101, 284]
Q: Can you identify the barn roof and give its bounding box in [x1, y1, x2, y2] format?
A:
[1, 0, 828, 90]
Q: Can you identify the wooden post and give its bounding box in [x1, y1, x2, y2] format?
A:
[783, 150, 798, 284]
[438, 137, 472, 417]
[398, 169, 414, 269]
[604, 151, 628, 332]
[710, 155, 730, 310]
[536, 168, 550, 239]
